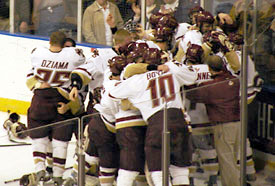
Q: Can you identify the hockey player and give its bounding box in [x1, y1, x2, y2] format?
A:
[228, 33, 261, 182]
[64, 55, 151, 186]
[109, 48, 197, 186]
[183, 44, 219, 186]
[62, 31, 140, 186]
[26, 31, 86, 186]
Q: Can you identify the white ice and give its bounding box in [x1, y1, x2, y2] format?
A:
[0, 111, 76, 186]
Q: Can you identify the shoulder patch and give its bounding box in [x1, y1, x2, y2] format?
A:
[75, 48, 85, 57]
[91, 48, 99, 58]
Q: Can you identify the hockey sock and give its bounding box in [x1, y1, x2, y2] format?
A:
[52, 139, 69, 177]
[116, 169, 139, 186]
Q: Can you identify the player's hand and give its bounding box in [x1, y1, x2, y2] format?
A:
[32, 12, 40, 30]
[131, 3, 141, 16]
[57, 102, 69, 114]
[203, 31, 213, 48]
[136, 24, 146, 39]
[211, 31, 233, 53]
[160, 5, 173, 14]
[161, 51, 170, 63]
[106, 13, 116, 28]
[189, 25, 199, 30]
[158, 65, 169, 73]
[217, 13, 233, 25]
[69, 87, 78, 101]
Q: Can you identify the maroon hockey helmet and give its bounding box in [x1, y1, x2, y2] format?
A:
[195, 11, 214, 25]
[126, 42, 149, 63]
[188, 6, 204, 18]
[143, 48, 162, 65]
[157, 14, 178, 30]
[118, 41, 136, 56]
[184, 44, 204, 64]
[149, 12, 166, 29]
[108, 55, 128, 75]
[154, 26, 175, 42]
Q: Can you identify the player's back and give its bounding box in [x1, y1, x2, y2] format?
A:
[111, 70, 183, 122]
[30, 46, 85, 88]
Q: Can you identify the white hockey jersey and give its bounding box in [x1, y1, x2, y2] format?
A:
[217, 50, 262, 103]
[27, 46, 85, 90]
[71, 48, 117, 92]
[94, 77, 119, 133]
[185, 64, 212, 124]
[109, 61, 197, 121]
[174, 23, 192, 43]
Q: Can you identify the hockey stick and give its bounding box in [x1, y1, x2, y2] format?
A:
[8, 137, 31, 145]
[4, 166, 73, 184]
[4, 178, 21, 184]
[0, 136, 31, 147]
[0, 143, 31, 147]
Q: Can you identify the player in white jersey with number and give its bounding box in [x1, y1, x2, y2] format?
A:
[65, 55, 149, 186]
[26, 31, 85, 186]
[183, 44, 219, 186]
[109, 48, 197, 186]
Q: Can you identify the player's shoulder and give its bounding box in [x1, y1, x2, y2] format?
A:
[185, 29, 202, 37]
[62, 47, 85, 57]
[31, 46, 48, 55]
[177, 23, 192, 31]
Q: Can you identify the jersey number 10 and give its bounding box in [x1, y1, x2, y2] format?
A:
[147, 74, 176, 108]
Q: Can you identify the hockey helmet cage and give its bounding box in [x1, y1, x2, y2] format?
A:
[124, 19, 139, 33]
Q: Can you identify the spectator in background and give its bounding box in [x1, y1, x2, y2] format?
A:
[132, 0, 160, 29]
[26, 31, 86, 186]
[82, 0, 124, 46]
[0, 0, 31, 33]
[215, 2, 233, 15]
[64, 37, 77, 47]
[160, 0, 200, 23]
[32, 0, 66, 36]
[116, 0, 136, 22]
[216, 0, 274, 84]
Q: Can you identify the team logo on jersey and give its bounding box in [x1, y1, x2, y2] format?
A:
[194, 67, 200, 72]
[75, 48, 85, 57]
[91, 48, 99, 58]
[188, 66, 194, 72]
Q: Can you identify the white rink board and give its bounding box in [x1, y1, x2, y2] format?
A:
[0, 33, 111, 102]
